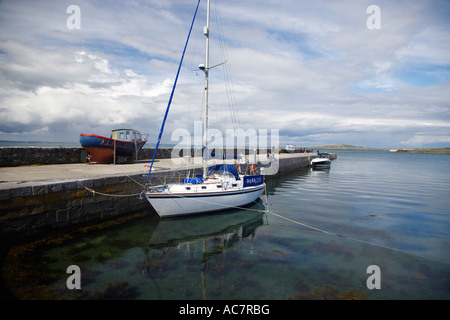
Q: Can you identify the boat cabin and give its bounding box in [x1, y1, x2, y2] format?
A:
[110, 129, 143, 142]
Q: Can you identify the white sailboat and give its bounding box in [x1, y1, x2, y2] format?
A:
[144, 0, 265, 218]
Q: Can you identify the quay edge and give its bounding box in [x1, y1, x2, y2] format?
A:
[0, 152, 335, 240]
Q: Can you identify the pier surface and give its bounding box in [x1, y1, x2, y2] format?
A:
[0, 159, 196, 188]
[0, 153, 320, 187]
[0, 152, 331, 239]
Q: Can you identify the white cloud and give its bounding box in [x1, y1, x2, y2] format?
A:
[402, 135, 450, 147]
[0, 39, 174, 139]
[396, 26, 450, 66]
[0, 0, 449, 148]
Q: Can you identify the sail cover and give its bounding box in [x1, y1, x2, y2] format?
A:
[208, 164, 240, 180]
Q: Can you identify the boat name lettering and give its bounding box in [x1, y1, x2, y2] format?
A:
[243, 175, 264, 187]
[100, 139, 131, 148]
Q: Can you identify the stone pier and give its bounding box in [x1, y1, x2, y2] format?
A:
[0, 151, 335, 240]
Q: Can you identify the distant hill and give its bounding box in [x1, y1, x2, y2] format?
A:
[310, 144, 380, 150]
[310, 144, 450, 154]
[393, 148, 450, 154]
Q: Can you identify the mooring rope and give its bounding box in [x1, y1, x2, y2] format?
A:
[76, 179, 448, 265]
[77, 180, 143, 198]
[265, 210, 336, 235]
[266, 209, 450, 266]
[144, 189, 449, 264]
[126, 175, 145, 188]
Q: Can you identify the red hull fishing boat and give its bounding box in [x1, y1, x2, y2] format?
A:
[80, 128, 147, 163]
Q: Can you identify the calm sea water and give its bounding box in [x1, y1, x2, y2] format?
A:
[2, 150, 450, 299]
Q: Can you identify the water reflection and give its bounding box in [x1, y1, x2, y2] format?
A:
[2, 206, 266, 300]
[148, 208, 265, 249]
[3, 151, 450, 300]
[145, 209, 265, 300]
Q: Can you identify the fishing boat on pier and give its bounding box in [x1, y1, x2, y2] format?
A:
[80, 128, 147, 163]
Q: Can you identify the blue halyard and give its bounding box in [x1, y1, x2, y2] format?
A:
[146, 0, 201, 184]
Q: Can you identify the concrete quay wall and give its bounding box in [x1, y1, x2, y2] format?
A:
[0, 167, 192, 241]
[0, 174, 146, 240]
[0, 147, 172, 167]
[272, 154, 311, 175]
[0, 147, 86, 167]
[0, 146, 317, 167]
[0, 153, 334, 240]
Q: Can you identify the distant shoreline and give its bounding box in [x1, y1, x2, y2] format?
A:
[2, 141, 449, 155]
[387, 148, 450, 154]
[311, 144, 450, 154]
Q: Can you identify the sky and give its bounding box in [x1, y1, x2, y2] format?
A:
[0, 0, 449, 148]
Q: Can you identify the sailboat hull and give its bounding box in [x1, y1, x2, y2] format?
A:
[145, 185, 265, 218]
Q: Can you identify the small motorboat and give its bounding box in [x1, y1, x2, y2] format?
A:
[80, 128, 147, 163]
[311, 153, 331, 169]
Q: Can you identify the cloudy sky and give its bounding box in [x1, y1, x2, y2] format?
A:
[0, 0, 449, 148]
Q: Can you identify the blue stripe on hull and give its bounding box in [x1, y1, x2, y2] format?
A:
[146, 185, 265, 218]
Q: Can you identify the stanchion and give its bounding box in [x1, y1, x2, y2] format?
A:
[113, 139, 117, 165]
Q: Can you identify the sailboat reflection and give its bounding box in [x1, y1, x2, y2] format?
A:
[142, 205, 266, 299]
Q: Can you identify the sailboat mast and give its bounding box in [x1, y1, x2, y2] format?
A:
[202, 0, 211, 178]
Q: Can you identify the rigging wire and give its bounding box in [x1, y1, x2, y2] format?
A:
[146, 0, 201, 184]
[202, 2, 240, 138]
[214, 1, 241, 133]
